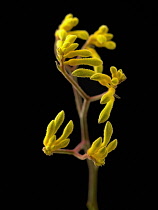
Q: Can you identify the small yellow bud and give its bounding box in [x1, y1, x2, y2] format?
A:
[111, 77, 119, 85]
[100, 88, 115, 104]
[58, 120, 74, 141]
[65, 14, 73, 19]
[90, 73, 111, 86]
[54, 110, 65, 133]
[98, 96, 115, 123]
[105, 33, 113, 40]
[116, 70, 122, 80]
[106, 139, 118, 153]
[103, 121, 113, 147]
[64, 58, 102, 66]
[56, 40, 63, 49]
[61, 41, 71, 50]
[104, 41, 116, 49]
[57, 29, 67, 41]
[62, 43, 79, 54]
[43, 120, 56, 146]
[72, 68, 95, 77]
[96, 35, 107, 44]
[71, 17, 79, 27]
[64, 35, 77, 44]
[87, 137, 102, 155]
[98, 25, 109, 33]
[68, 30, 89, 40]
[64, 49, 92, 58]
[110, 66, 117, 77]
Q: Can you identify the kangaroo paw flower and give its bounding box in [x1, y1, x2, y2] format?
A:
[43, 110, 74, 156]
[87, 121, 118, 166]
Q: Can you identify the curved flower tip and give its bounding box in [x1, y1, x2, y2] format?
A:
[43, 110, 74, 155]
[87, 121, 118, 166]
[59, 14, 79, 31]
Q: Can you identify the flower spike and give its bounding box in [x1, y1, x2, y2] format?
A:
[43, 110, 74, 156]
[87, 121, 118, 166]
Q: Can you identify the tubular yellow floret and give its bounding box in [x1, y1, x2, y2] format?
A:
[98, 96, 115, 123]
[64, 35, 77, 44]
[106, 139, 118, 153]
[111, 77, 119, 85]
[87, 137, 102, 155]
[96, 35, 107, 44]
[64, 49, 92, 58]
[100, 87, 115, 104]
[110, 66, 117, 77]
[58, 120, 74, 141]
[62, 43, 79, 54]
[72, 68, 95, 77]
[59, 14, 79, 31]
[102, 121, 113, 147]
[104, 41, 116, 49]
[58, 29, 67, 41]
[98, 25, 109, 33]
[90, 73, 111, 86]
[68, 30, 89, 40]
[64, 58, 102, 66]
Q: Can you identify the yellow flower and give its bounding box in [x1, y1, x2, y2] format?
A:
[87, 121, 118, 166]
[90, 67, 126, 123]
[43, 110, 74, 155]
[72, 66, 126, 123]
[55, 33, 102, 70]
[55, 14, 89, 40]
[87, 25, 116, 50]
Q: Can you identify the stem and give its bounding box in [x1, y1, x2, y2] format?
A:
[68, 75, 99, 210]
[80, 99, 90, 148]
[79, 99, 99, 210]
[56, 40, 100, 209]
[86, 160, 99, 210]
[53, 149, 88, 160]
[90, 92, 106, 102]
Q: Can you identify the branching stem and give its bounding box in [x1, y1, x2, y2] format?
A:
[57, 40, 102, 210]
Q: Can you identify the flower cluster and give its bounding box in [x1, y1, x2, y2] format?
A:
[91, 66, 126, 123]
[87, 121, 117, 166]
[87, 25, 116, 50]
[72, 66, 126, 123]
[42, 14, 126, 168]
[55, 13, 89, 40]
[55, 14, 103, 71]
[43, 110, 74, 155]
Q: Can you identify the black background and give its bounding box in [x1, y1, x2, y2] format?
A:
[1, 1, 157, 210]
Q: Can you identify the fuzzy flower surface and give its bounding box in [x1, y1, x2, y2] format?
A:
[43, 110, 74, 155]
[87, 121, 117, 166]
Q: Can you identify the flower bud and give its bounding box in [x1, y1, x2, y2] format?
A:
[104, 41, 116, 49]
[72, 68, 95, 77]
[106, 139, 118, 153]
[87, 137, 102, 155]
[98, 96, 115, 123]
[64, 58, 102, 66]
[64, 49, 92, 58]
[100, 88, 115, 104]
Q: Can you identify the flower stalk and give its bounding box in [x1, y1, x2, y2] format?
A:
[42, 13, 126, 210]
